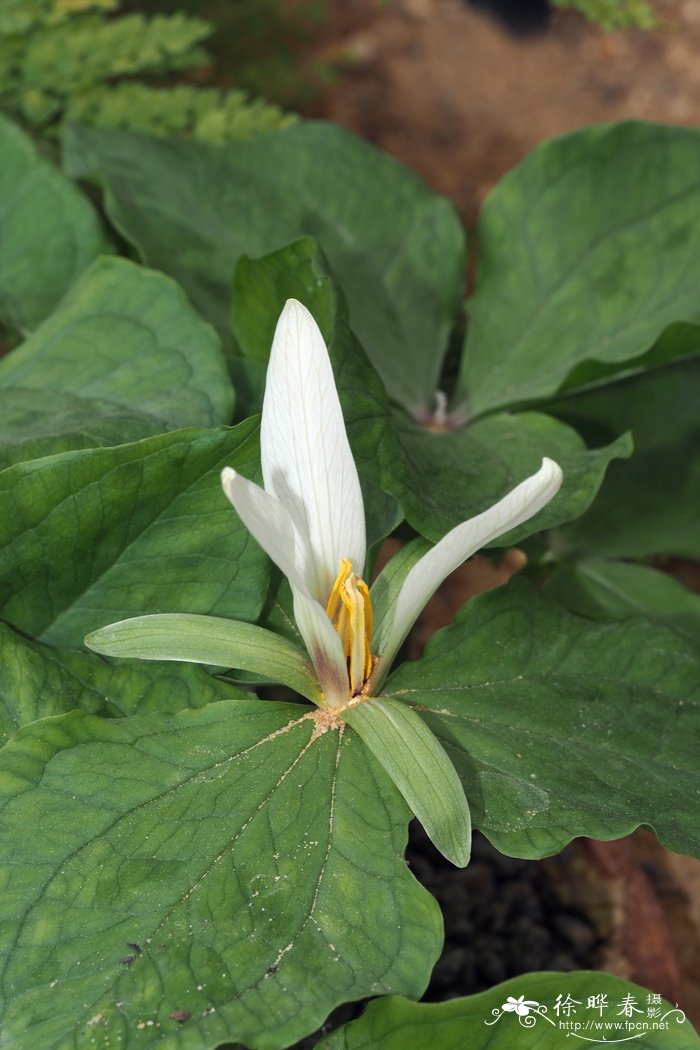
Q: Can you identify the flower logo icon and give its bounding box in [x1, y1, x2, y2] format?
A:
[502, 995, 541, 1017]
[486, 993, 550, 1028]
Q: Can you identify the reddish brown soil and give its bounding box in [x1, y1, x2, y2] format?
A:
[310, 0, 700, 221]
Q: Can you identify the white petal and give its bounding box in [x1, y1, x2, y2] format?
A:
[261, 299, 366, 602]
[373, 458, 563, 684]
[221, 467, 307, 593]
[292, 586, 349, 709]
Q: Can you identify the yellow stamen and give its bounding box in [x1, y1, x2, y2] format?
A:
[326, 559, 374, 695]
[325, 558, 352, 626]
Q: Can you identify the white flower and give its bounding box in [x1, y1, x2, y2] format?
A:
[221, 299, 563, 711]
[502, 995, 540, 1017]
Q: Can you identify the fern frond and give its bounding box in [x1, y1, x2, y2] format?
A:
[66, 82, 296, 141]
[0, 0, 295, 143]
[0, 0, 118, 36]
[19, 14, 211, 93]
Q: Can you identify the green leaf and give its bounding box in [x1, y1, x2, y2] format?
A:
[383, 578, 700, 859]
[550, 348, 700, 558]
[546, 558, 700, 647]
[232, 236, 339, 372]
[343, 697, 471, 867]
[397, 409, 631, 543]
[85, 612, 322, 703]
[63, 120, 466, 414]
[0, 703, 442, 1048]
[0, 257, 233, 467]
[321, 973, 700, 1048]
[549, 317, 700, 399]
[231, 237, 405, 545]
[0, 422, 268, 648]
[0, 389, 161, 467]
[0, 114, 109, 332]
[0, 619, 248, 745]
[459, 122, 700, 415]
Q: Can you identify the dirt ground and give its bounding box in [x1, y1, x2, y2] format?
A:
[304, 1, 700, 1024]
[310, 0, 700, 221]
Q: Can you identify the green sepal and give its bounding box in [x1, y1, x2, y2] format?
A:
[343, 697, 471, 867]
[85, 613, 322, 704]
[369, 537, 431, 656]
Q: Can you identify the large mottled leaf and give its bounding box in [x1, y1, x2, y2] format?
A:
[0, 703, 441, 1049]
[397, 409, 631, 543]
[0, 114, 109, 332]
[322, 973, 699, 1048]
[383, 578, 700, 859]
[0, 422, 268, 648]
[0, 257, 233, 467]
[63, 120, 466, 414]
[549, 348, 700, 559]
[232, 237, 404, 545]
[0, 389, 163, 468]
[555, 317, 700, 395]
[459, 122, 700, 415]
[546, 558, 700, 647]
[0, 619, 248, 746]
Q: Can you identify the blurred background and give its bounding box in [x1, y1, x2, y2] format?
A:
[6, 0, 700, 223]
[308, 0, 700, 220]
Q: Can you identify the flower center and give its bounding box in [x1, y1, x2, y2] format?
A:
[325, 558, 374, 696]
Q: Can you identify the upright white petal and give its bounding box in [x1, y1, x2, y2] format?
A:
[221, 467, 307, 594]
[261, 299, 366, 602]
[372, 458, 563, 686]
[292, 587, 349, 709]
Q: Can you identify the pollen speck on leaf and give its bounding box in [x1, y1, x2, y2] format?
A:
[310, 709, 344, 741]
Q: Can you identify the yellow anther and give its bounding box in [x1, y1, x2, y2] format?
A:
[326, 559, 373, 696]
[325, 558, 353, 627]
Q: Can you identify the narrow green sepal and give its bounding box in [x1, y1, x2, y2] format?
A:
[343, 696, 471, 867]
[369, 536, 430, 655]
[85, 613, 322, 704]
